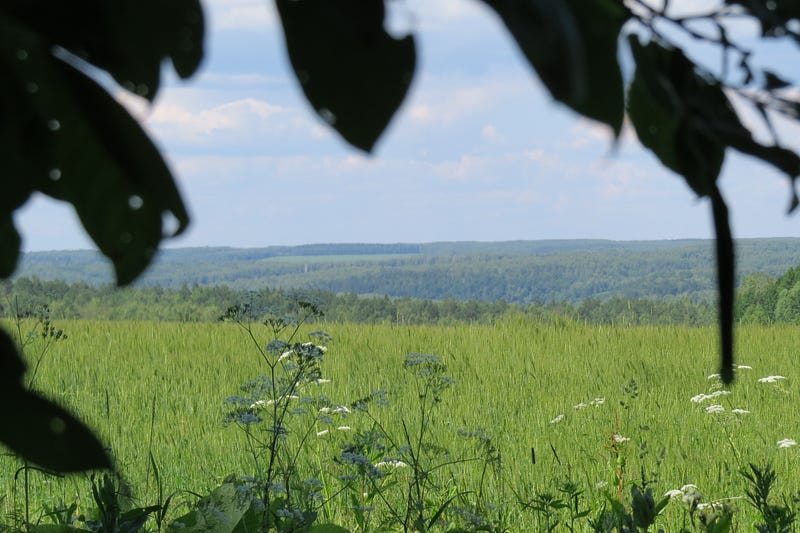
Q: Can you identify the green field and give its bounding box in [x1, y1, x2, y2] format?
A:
[3, 318, 800, 530]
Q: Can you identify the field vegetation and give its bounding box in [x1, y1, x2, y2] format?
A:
[3, 302, 800, 531]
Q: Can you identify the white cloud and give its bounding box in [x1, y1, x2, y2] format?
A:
[206, 0, 277, 31]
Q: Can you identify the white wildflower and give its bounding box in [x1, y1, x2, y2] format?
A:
[737, 365, 752, 370]
[777, 438, 797, 448]
[278, 350, 293, 362]
[664, 489, 683, 499]
[573, 402, 587, 410]
[334, 405, 351, 414]
[692, 390, 730, 403]
[707, 373, 721, 380]
[550, 414, 565, 424]
[250, 400, 266, 409]
[316, 429, 329, 437]
[705, 404, 724, 414]
[612, 433, 630, 444]
[590, 397, 605, 406]
[337, 425, 351, 431]
[680, 484, 698, 492]
[759, 375, 786, 383]
[731, 408, 750, 414]
[596, 481, 608, 489]
[313, 378, 331, 385]
[374, 460, 408, 469]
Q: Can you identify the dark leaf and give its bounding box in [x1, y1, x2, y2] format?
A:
[0, 217, 20, 278]
[276, 0, 416, 152]
[764, 70, 791, 90]
[711, 189, 735, 384]
[0, 329, 112, 471]
[482, 0, 629, 136]
[0, 0, 204, 100]
[0, 15, 189, 286]
[627, 38, 724, 197]
[725, 0, 800, 37]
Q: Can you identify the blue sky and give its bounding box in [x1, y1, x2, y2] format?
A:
[14, 0, 800, 251]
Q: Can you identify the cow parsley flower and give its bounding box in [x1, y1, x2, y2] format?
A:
[550, 414, 565, 424]
[777, 438, 797, 448]
[611, 433, 630, 444]
[705, 404, 724, 414]
[759, 375, 786, 383]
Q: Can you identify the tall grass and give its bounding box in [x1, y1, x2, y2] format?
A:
[3, 317, 799, 529]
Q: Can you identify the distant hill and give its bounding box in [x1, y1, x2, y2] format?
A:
[15, 238, 800, 304]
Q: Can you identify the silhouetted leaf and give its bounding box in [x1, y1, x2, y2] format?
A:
[0, 0, 204, 100]
[276, 0, 416, 152]
[725, 0, 800, 38]
[711, 190, 735, 384]
[0, 217, 20, 278]
[0, 329, 112, 471]
[628, 38, 740, 383]
[628, 38, 725, 197]
[0, 15, 189, 286]
[482, 0, 628, 135]
[764, 70, 791, 90]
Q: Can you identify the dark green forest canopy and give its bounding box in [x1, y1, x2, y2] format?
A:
[15, 238, 800, 304]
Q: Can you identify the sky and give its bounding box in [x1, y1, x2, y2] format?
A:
[14, 0, 800, 251]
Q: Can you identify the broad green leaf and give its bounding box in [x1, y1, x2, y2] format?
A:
[0, 0, 204, 100]
[628, 38, 725, 197]
[0, 14, 189, 286]
[167, 482, 254, 533]
[0, 328, 112, 471]
[276, 0, 416, 152]
[630, 39, 800, 204]
[482, 0, 628, 136]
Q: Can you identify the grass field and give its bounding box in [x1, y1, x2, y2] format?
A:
[3, 317, 799, 530]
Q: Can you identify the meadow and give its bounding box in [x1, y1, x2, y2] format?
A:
[3, 315, 800, 531]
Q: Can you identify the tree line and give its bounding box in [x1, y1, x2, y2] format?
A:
[15, 269, 800, 327]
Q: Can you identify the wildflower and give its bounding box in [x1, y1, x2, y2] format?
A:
[550, 414, 564, 424]
[705, 404, 724, 414]
[664, 489, 683, 499]
[758, 375, 786, 383]
[777, 438, 797, 448]
[316, 429, 329, 437]
[691, 390, 730, 403]
[731, 408, 750, 414]
[611, 433, 630, 444]
[278, 350, 293, 362]
[374, 459, 408, 469]
[313, 378, 331, 385]
[681, 485, 703, 508]
[590, 397, 605, 406]
[573, 402, 587, 410]
[707, 373, 721, 380]
[337, 425, 351, 431]
[596, 481, 608, 489]
[737, 365, 752, 370]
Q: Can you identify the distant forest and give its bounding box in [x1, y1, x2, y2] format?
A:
[4, 261, 800, 326]
[15, 238, 800, 304]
